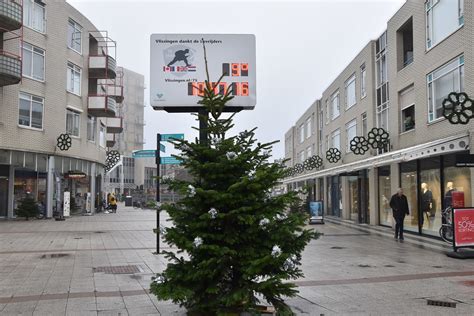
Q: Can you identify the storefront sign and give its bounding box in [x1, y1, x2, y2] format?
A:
[309, 201, 324, 223]
[455, 154, 474, 167]
[150, 34, 256, 111]
[453, 208, 474, 248]
[65, 171, 87, 179]
[63, 191, 70, 217]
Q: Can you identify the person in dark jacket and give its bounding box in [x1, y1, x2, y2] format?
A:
[389, 188, 410, 240]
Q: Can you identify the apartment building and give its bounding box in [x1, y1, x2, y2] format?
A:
[284, 0, 474, 238]
[0, 0, 123, 218]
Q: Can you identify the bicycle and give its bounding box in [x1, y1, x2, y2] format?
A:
[439, 206, 453, 243]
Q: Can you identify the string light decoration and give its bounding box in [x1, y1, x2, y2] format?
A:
[442, 92, 474, 125]
[367, 127, 390, 149]
[326, 148, 341, 163]
[57, 133, 72, 151]
[350, 136, 370, 155]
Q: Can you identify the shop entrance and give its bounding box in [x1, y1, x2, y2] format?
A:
[347, 170, 369, 224]
[0, 165, 9, 217]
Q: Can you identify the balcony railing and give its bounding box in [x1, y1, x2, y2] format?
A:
[0, 51, 21, 87]
[0, 0, 22, 31]
[99, 83, 123, 103]
[89, 55, 116, 79]
[106, 133, 116, 147]
[88, 95, 117, 117]
[106, 117, 123, 134]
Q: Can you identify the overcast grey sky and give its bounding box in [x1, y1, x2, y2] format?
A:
[68, 0, 405, 159]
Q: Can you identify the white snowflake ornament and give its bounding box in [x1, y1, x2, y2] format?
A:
[275, 213, 287, 221]
[259, 218, 270, 228]
[271, 245, 282, 257]
[226, 152, 237, 160]
[193, 237, 203, 248]
[208, 208, 218, 219]
[187, 185, 196, 197]
[283, 258, 296, 271]
[152, 275, 166, 284]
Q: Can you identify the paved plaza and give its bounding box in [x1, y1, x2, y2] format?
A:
[0, 204, 473, 315]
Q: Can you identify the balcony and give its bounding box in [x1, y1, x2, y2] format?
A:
[0, 0, 22, 31]
[89, 55, 116, 79]
[0, 51, 21, 87]
[100, 84, 123, 103]
[106, 133, 116, 148]
[88, 95, 117, 117]
[106, 117, 123, 134]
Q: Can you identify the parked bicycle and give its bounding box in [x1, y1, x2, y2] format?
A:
[439, 206, 453, 243]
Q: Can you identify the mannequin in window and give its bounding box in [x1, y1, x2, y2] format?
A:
[420, 182, 433, 227]
[444, 181, 455, 208]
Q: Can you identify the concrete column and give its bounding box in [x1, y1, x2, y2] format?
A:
[46, 156, 55, 218]
[90, 163, 96, 214]
[369, 167, 378, 226]
[7, 166, 14, 218]
[341, 176, 350, 220]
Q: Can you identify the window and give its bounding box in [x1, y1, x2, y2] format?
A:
[325, 99, 329, 124]
[67, 62, 81, 95]
[376, 31, 390, 131]
[19, 92, 43, 129]
[361, 112, 368, 136]
[306, 146, 312, 159]
[300, 150, 305, 163]
[377, 103, 389, 131]
[67, 19, 82, 53]
[397, 18, 413, 69]
[331, 91, 340, 120]
[66, 108, 81, 137]
[360, 64, 367, 98]
[427, 55, 464, 122]
[346, 119, 357, 152]
[22, 42, 45, 81]
[99, 124, 106, 148]
[305, 117, 311, 139]
[399, 85, 415, 132]
[87, 116, 96, 142]
[331, 129, 341, 151]
[318, 105, 323, 154]
[23, 0, 45, 33]
[345, 74, 356, 109]
[299, 124, 304, 143]
[426, 0, 464, 49]
[325, 135, 329, 153]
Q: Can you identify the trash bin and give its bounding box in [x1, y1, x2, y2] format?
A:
[125, 196, 133, 207]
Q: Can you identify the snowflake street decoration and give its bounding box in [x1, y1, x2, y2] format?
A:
[57, 133, 72, 151]
[187, 185, 196, 197]
[208, 208, 218, 219]
[259, 218, 270, 228]
[326, 148, 342, 163]
[442, 92, 474, 125]
[106, 150, 120, 165]
[226, 152, 237, 160]
[271, 245, 282, 258]
[367, 127, 390, 149]
[152, 275, 166, 284]
[350, 136, 370, 155]
[193, 237, 203, 248]
[303, 159, 312, 171]
[294, 163, 304, 174]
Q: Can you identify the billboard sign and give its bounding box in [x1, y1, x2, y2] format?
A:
[453, 208, 474, 248]
[150, 34, 256, 111]
[309, 201, 324, 224]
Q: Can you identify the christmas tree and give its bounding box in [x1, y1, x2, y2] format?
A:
[15, 195, 39, 220]
[150, 47, 318, 315]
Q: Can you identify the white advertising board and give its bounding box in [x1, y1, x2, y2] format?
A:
[150, 34, 256, 111]
[63, 191, 70, 217]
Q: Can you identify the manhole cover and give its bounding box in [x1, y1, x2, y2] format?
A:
[93, 265, 143, 274]
[330, 246, 345, 249]
[40, 253, 71, 259]
[427, 299, 456, 308]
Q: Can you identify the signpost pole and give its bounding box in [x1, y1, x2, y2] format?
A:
[156, 133, 161, 254]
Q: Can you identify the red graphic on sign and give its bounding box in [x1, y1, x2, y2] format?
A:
[452, 191, 465, 208]
[454, 208, 474, 247]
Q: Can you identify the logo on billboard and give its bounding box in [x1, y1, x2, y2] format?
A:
[163, 45, 196, 76]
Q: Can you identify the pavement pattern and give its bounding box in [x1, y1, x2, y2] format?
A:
[0, 204, 473, 315]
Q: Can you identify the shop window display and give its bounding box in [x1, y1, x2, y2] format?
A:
[348, 176, 359, 221]
[400, 161, 418, 233]
[419, 157, 441, 236]
[444, 154, 472, 208]
[378, 167, 392, 226]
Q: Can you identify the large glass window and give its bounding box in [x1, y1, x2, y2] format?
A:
[99, 124, 106, 148]
[331, 91, 340, 120]
[400, 161, 419, 233]
[348, 176, 359, 221]
[23, 0, 45, 33]
[361, 112, 368, 136]
[399, 85, 415, 132]
[443, 153, 472, 208]
[305, 117, 311, 139]
[378, 167, 392, 226]
[66, 108, 80, 137]
[299, 124, 304, 143]
[67, 62, 82, 95]
[346, 119, 357, 152]
[419, 157, 442, 236]
[22, 42, 45, 81]
[67, 19, 82, 53]
[360, 64, 367, 98]
[427, 55, 464, 122]
[426, 0, 464, 49]
[306, 146, 312, 159]
[331, 129, 340, 151]
[345, 74, 356, 109]
[19, 92, 43, 129]
[87, 115, 96, 142]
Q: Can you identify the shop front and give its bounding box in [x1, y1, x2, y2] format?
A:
[326, 176, 342, 217]
[347, 170, 370, 224]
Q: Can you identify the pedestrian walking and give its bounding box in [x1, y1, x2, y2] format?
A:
[389, 188, 409, 241]
[109, 194, 117, 213]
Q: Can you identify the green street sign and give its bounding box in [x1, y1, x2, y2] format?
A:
[161, 133, 184, 141]
[132, 148, 165, 158]
[161, 156, 181, 165]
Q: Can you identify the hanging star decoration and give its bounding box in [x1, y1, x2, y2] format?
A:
[350, 136, 370, 155]
[326, 148, 342, 163]
[442, 92, 474, 125]
[57, 133, 72, 151]
[367, 127, 390, 149]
